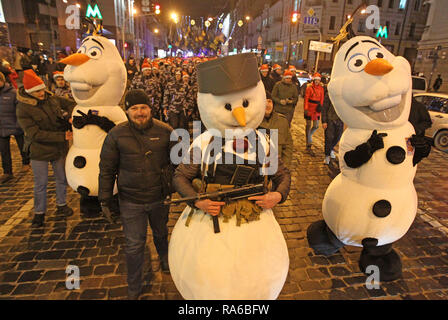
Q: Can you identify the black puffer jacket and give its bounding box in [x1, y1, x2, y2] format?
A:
[98, 119, 176, 204]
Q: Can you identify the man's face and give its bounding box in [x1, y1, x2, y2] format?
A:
[261, 71, 268, 77]
[276, 68, 282, 75]
[183, 77, 189, 84]
[283, 77, 292, 84]
[129, 59, 134, 65]
[127, 104, 152, 129]
[143, 69, 151, 76]
[30, 89, 46, 100]
[55, 77, 65, 87]
[314, 79, 321, 85]
[265, 99, 274, 117]
[153, 68, 159, 74]
[175, 74, 181, 81]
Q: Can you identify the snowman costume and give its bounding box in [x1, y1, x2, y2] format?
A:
[169, 53, 290, 299]
[307, 36, 431, 281]
[61, 35, 127, 215]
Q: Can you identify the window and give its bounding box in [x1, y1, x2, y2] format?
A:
[389, 0, 395, 9]
[386, 21, 390, 31]
[409, 22, 416, 37]
[348, 0, 353, 4]
[424, 97, 448, 114]
[329, 16, 336, 30]
[378, 0, 383, 7]
[395, 22, 401, 35]
[399, 0, 407, 9]
[414, 0, 421, 10]
[358, 19, 366, 32]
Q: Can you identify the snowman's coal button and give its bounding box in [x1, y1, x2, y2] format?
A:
[74, 156, 86, 168]
[386, 146, 406, 164]
[372, 200, 391, 218]
[361, 238, 378, 248]
[77, 186, 90, 196]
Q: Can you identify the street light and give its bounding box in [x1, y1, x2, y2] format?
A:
[288, 12, 300, 65]
[171, 12, 179, 23]
[76, 3, 81, 8]
[133, 8, 137, 15]
[154, 28, 159, 34]
[245, 16, 250, 21]
[208, 17, 213, 22]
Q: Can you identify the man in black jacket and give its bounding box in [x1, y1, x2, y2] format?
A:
[409, 97, 432, 136]
[98, 89, 176, 299]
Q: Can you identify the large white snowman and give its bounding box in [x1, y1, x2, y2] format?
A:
[60, 34, 128, 215]
[307, 36, 431, 281]
[169, 53, 290, 299]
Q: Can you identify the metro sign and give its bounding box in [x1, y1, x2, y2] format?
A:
[86, 4, 103, 20]
[376, 26, 388, 39]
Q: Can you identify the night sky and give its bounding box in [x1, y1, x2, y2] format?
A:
[156, 0, 230, 19]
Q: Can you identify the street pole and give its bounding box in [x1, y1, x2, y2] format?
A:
[287, 20, 292, 65]
[397, 0, 410, 56]
[314, 28, 322, 73]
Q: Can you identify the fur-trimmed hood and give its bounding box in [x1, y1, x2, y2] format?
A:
[16, 86, 54, 106]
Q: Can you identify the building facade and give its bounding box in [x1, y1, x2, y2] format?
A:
[414, 0, 448, 93]
[234, 0, 429, 72]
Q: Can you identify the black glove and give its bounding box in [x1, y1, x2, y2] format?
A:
[73, 109, 116, 132]
[367, 130, 388, 152]
[72, 109, 90, 129]
[410, 134, 432, 166]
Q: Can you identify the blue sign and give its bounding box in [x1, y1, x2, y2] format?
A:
[304, 17, 318, 25]
[376, 26, 388, 39]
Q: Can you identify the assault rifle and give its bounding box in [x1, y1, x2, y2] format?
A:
[164, 183, 266, 234]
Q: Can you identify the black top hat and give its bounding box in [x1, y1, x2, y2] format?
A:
[197, 53, 260, 96]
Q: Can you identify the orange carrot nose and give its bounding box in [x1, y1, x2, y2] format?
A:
[364, 58, 393, 76]
[59, 53, 90, 66]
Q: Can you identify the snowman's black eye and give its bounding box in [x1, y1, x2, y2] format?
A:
[376, 52, 384, 58]
[242, 99, 249, 108]
[225, 103, 232, 111]
[354, 59, 363, 67]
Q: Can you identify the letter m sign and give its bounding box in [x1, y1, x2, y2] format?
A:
[376, 26, 388, 39]
[86, 4, 103, 20]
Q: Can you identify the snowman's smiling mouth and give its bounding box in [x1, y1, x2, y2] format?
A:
[71, 82, 101, 101]
[357, 94, 406, 122]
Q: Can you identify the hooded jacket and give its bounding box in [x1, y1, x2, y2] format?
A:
[16, 87, 75, 161]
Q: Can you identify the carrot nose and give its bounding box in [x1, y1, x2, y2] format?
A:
[232, 107, 246, 127]
[364, 58, 393, 76]
[60, 53, 90, 66]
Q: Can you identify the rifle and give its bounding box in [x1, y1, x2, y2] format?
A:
[164, 183, 266, 234]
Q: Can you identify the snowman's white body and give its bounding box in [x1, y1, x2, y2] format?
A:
[323, 122, 417, 247]
[169, 126, 289, 300]
[63, 35, 127, 197]
[169, 206, 289, 300]
[66, 105, 127, 196]
[323, 35, 418, 248]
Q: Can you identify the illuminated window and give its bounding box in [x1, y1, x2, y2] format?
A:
[399, 0, 407, 9]
[389, 0, 395, 9]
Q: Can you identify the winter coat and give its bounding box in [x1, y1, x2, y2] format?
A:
[261, 73, 275, 95]
[270, 72, 282, 85]
[16, 88, 75, 161]
[98, 119, 175, 204]
[163, 81, 190, 114]
[304, 83, 324, 121]
[259, 111, 293, 167]
[20, 54, 33, 70]
[409, 97, 432, 136]
[130, 73, 163, 110]
[0, 84, 23, 137]
[126, 63, 138, 82]
[321, 90, 342, 124]
[271, 81, 299, 116]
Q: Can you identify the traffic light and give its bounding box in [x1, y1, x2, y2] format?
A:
[291, 12, 299, 23]
[124, 42, 128, 48]
[150, 3, 161, 15]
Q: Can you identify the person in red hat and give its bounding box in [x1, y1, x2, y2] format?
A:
[16, 69, 76, 227]
[270, 64, 283, 84]
[304, 72, 324, 149]
[51, 71, 73, 100]
[271, 70, 299, 125]
[259, 64, 274, 95]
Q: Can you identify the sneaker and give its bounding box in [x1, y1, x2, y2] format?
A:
[56, 204, 74, 217]
[31, 214, 44, 227]
[324, 156, 331, 165]
[0, 174, 13, 184]
[160, 255, 170, 274]
[330, 150, 336, 159]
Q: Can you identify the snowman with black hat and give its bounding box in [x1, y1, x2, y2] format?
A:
[169, 53, 291, 300]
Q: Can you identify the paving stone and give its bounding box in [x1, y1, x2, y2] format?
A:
[41, 270, 68, 281]
[17, 270, 44, 282]
[0, 284, 16, 295]
[0, 271, 22, 283]
[79, 288, 107, 300]
[11, 283, 38, 295]
[93, 265, 116, 276]
[329, 266, 351, 277]
[35, 250, 65, 260]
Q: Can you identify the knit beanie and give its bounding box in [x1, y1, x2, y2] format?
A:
[124, 89, 150, 110]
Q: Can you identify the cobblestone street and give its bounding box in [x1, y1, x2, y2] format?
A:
[0, 100, 447, 300]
